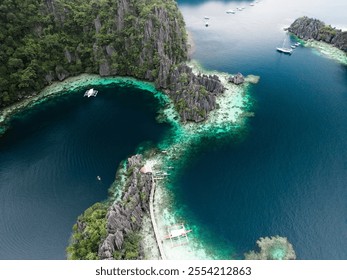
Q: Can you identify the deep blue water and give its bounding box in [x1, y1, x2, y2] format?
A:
[175, 0, 347, 259]
[0, 0, 346, 260]
[0, 85, 169, 259]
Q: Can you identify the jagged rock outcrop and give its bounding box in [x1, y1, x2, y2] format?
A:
[168, 64, 225, 122]
[289, 16, 347, 52]
[0, 0, 187, 107]
[228, 73, 245, 85]
[1, 0, 229, 123]
[98, 155, 152, 260]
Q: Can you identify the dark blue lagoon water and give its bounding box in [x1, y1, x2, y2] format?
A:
[176, 0, 347, 259]
[0, 84, 170, 259]
[0, 0, 346, 261]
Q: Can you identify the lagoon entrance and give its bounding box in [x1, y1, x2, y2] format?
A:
[0, 83, 170, 259]
[0, 0, 346, 260]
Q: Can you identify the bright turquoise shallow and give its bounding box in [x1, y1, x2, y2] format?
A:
[175, 0, 347, 259]
[0, 0, 346, 260]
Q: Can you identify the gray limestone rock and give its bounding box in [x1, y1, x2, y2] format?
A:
[167, 64, 225, 122]
[99, 60, 111, 76]
[228, 73, 245, 85]
[55, 65, 69, 81]
[94, 16, 102, 33]
[98, 155, 153, 260]
[289, 16, 347, 53]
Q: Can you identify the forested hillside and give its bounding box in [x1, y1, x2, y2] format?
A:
[0, 0, 187, 107]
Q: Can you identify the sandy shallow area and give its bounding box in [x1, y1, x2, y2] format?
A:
[0, 61, 256, 260]
[304, 40, 347, 65]
[142, 62, 257, 260]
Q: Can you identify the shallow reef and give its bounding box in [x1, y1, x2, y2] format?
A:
[244, 235, 296, 260]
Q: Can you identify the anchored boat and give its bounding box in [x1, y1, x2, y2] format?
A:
[277, 37, 293, 54]
[277, 47, 293, 54]
[84, 88, 98, 97]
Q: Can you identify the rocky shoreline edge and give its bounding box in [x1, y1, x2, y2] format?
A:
[288, 16, 347, 65]
[64, 60, 258, 260]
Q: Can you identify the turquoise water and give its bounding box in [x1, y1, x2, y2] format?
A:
[0, 0, 346, 260]
[174, 0, 347, 259]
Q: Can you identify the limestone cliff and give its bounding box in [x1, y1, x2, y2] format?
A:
[288, 16, 347, 52]
[67, 154, 153, 260]
[98, 155, 152, 260]
[1, 0, 226, 123]
[168, 64, 225, 122]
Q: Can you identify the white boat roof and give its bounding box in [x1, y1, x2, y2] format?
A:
[170, 228, 186, 238]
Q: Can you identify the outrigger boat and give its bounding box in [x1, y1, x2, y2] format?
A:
[163, 223, 192, 248]
[277, 47, 293, 54]
[84, 88, 98, 97]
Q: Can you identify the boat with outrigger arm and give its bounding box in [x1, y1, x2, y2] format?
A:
[84, 88, 98, 97]
[276, 37, 293, 55]
[163, 223, 192, 248]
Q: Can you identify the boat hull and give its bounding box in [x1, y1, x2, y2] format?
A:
[276, 48, 292, 54]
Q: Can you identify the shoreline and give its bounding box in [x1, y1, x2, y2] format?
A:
[0, 61, 256, 260]
[303, 39, 347, 65]
[0, 74, 162, 135]
[290, 34, 347, 65]
[142, 61, 257, 260]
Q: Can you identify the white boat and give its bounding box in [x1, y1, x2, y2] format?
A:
[277, 37, 293, 54]
[226, 9, 236, 14]
[295, 42, 301, 46]
[84, 88, 98, 97]
[250, 3, 255, 6]
[276, 47, 293, 54]
[204, 16, 210, 20]
[97, 176, 101, 181]
[291, 45, 296, 49]
[205, 21, 209, 27]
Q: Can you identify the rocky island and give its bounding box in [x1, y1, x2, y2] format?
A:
[288, 16, 347, 53]
[1, 0, 279, 261]
[0, 0, 225, 124]
[0, 0, 233, 260]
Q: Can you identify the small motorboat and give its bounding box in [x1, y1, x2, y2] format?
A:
[97, 176, 101, 181]
[226, 9, 236, 14]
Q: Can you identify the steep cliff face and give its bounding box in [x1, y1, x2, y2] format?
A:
[168, 64, 225, 122]
[1, 0, 227, 123]
[67, 154, 153, 260]
[0, 0, 186, 106]
[289, 16, 347, 52]
[98, 155, 152, 260]
[44, 0, 188, 85]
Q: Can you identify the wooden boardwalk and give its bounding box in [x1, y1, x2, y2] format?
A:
[149, 175, 166, 260]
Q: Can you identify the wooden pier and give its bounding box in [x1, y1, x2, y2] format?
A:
[149, 174, 166, 260]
